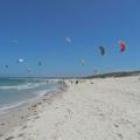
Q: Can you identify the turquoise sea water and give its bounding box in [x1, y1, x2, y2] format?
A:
[0, 78, 60, 111]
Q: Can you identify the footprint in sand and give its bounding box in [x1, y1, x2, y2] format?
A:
[116, 133, 123, 139]
[137, 132, 140, 136]
[5, 136, 14, 140]
[114, 124, 119, 128]
[18, 133, 24, 138]
[34, 116, 40, 120]
[22, 125, 27, 130]
[51, 134, 62, 140]
[0, 122, 5, 126]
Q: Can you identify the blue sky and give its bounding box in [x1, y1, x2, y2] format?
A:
[0, 0, 139, 77]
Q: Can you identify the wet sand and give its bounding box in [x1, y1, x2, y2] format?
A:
[0, 84, 67, 139]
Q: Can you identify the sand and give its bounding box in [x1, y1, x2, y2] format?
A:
[1, 76, 140, 140]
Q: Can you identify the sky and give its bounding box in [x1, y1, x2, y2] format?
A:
[0, 0, 139, 77]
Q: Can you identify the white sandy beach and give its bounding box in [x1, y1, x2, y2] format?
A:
[1, 76, 140, 140]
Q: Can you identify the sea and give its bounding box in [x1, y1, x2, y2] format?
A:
[0, 77, 62, 113]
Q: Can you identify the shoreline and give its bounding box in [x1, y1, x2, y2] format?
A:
[0, 88, 57, 114]
[1, 76, 140, 140]
[0, 82, 68, 138]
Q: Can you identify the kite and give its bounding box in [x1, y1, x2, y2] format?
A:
[118, 40, 126, 52]
[5, 65, 9, 68]
[99, 46, 105, 56]
[26, 68, 31, 73]
[38, 61, 42, 66]
[81, 59, 86, 66]
[17, 58, 24, 63]
[65, 37, 71, 44]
